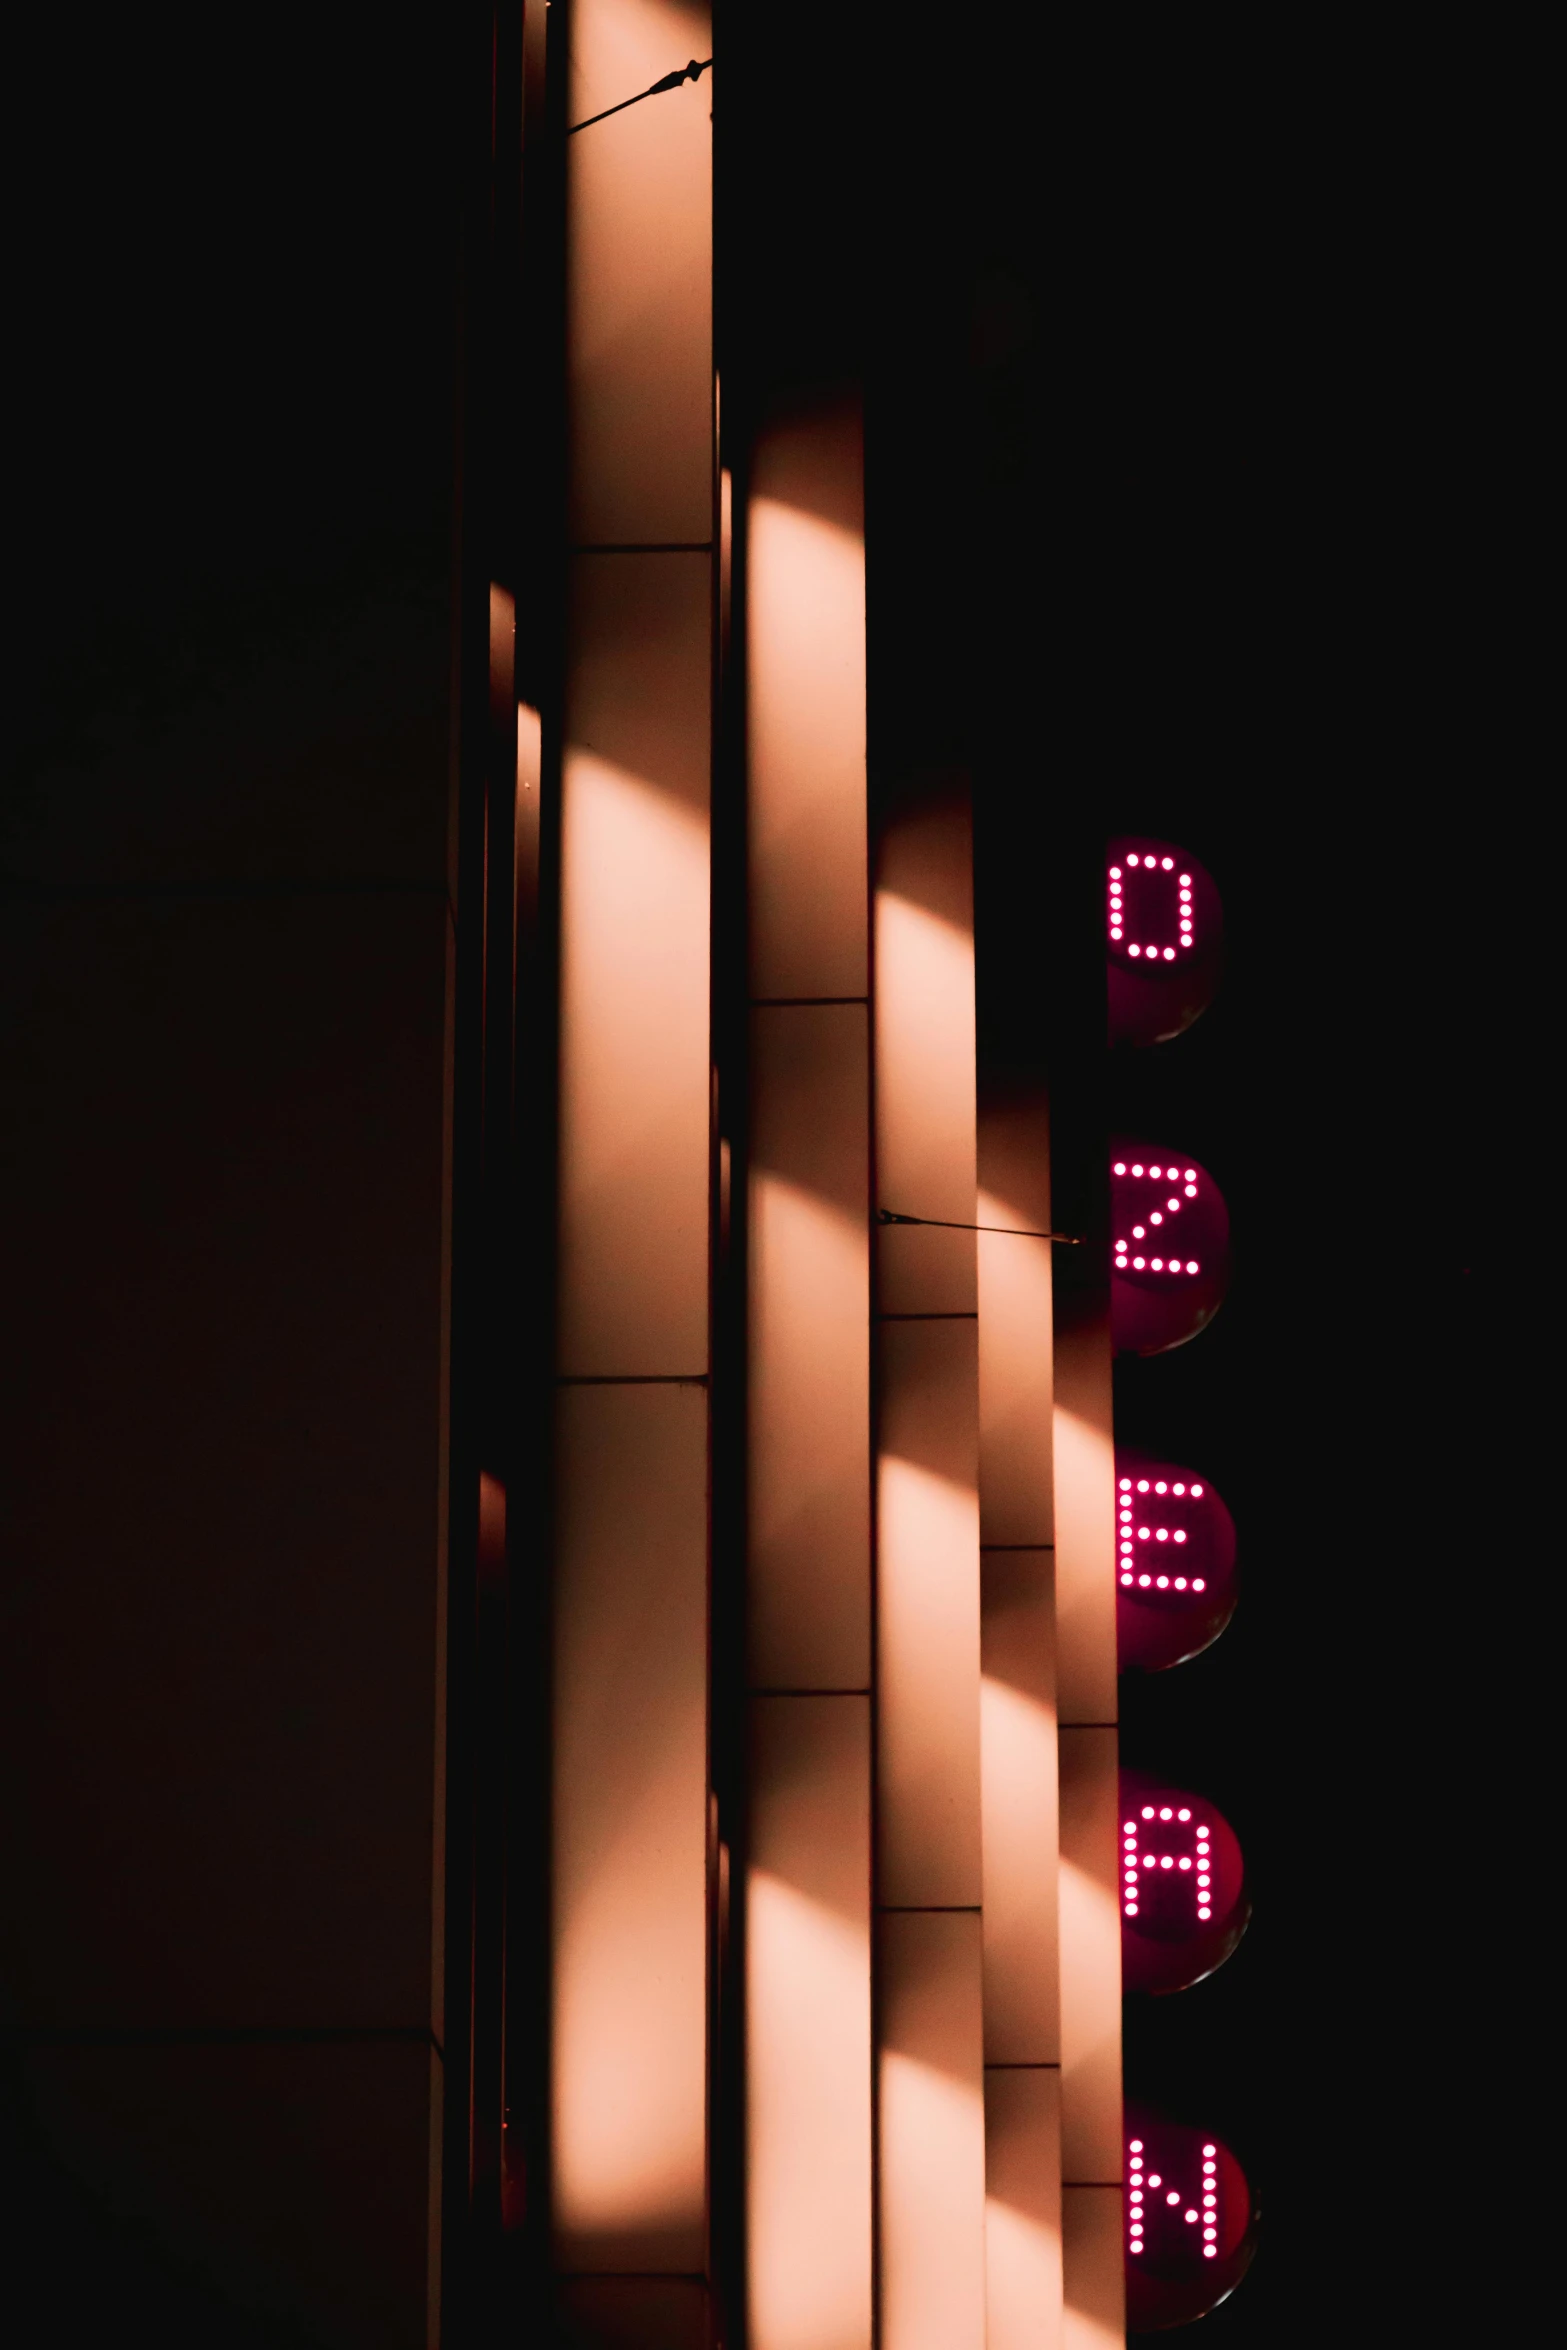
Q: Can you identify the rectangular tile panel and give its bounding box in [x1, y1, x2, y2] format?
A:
[747, 396, 867, 1002]
[748, 1004, 870, 1689]
[1058, 1727, 1122, 2189]
[986, 2065, 1063, 2350]
[981, 1548, 1060, 2064]
[747, 1696, 872, 2350]
[878, 1318, 982, 1909]
[1063, 2185, 1126, 2349]
[879, 1910, 985, 2350]
[567, 0, 713, 547]
[552, 1382, 708, 2272]
[559, 552, 711, 1377]
[874, 784, 976, 1316]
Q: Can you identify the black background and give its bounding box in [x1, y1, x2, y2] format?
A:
[6, 3, 1524, 2342]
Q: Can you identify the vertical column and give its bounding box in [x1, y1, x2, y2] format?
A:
[1056, 1276, 1123, 2345]
[977, 1097, 1063, 2347]
[552, 7, 713, 2341]
[744, 396, 873, 2350]
[875, 781, 985, 2350]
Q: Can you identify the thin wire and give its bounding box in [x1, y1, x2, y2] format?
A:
[878, 1210, 1082, 1245]
[568, 57, 712, 135]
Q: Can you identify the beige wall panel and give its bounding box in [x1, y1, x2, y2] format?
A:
[1052, 1295, 1117, 1727]
[559, 553, 711, 1377]
[874, 792, 976, 1315]
[1058, 1728, 1122, 2190]
[977, 1095, 1055, 1546]
[1062, 2187, 1125, 2350]
[567, 0, 712, 546]
[747, 401, 866, 1001]
[981, 1549, 1060, 2064]
[879, 1911, 986, 2350]
[552, 1383, 708, 2272]
[748, 1005, 870, 1688]
[747, 1697, 872, 2350]
[986, 2066, 1063, 2350]
[877, 1318, 981, 1908]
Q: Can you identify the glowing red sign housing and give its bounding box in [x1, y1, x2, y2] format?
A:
[1115, 1454, 1238, 1674]
[1120, 1771, 1249, 1995]
[1107, 838, 1223, 1048]
[1110, 1146, 1230, 1355]
[1124, 2109, 1258, 2330]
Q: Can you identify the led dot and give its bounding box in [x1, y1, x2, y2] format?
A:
[1150, 1257, 1163, 1269]
[1138, 1573, 1151, 1586]
[1202, 2147, 1215, 2159]
[1197, 1909, 1211, 1921]
[1174, 1529, 1187, 1543]
[1130, 1164, 1144, 1177]
[1190, 1483, 1204, 1497]
[1159, 1807, 1173, 1821]
[1132, 1224, 1146, 1238]
[1147, 2176, 1161, 2190]
[1177, 1808, 1191, 1821]
[1162, 946, 1174, 959]
[1129, 2142, 1143, 2155]
[1109, 929, 1123, 940]
[1179, 874, 1191, 885]
[1125, 1904, 1138, 1916]
[1118, 1477, 1132, 1490]
[1150, 1212, 1163, 1226]
[1109, 868, 1122, 881]
[1149, 1166, 1163, 1179]
[1156, 1527, 1169, 1542]
[1166, 2190, 1180, 2206]
[1128, 944, 1141, 957]
[1138, 1527, 1149, 1540]
[1120, 1573, 1133, 1585]
[1172, 1482, 1186, 1495]
[1181, 937, 1192, 947]
[1173, 1575, 1187, 1588]
[1178, 1856, 1191, 1869]
[1203, 2247, 1217, 2259]
[1193, 1578, 1206, 1590]
[1142, 1854, 1155, 1869]
[1135, 1480, 1149, 1493]
[1184, 1170, 1197, 1183]
[1160, 857, 1173, 870]
[1141, 1807, 1154, 1820]
[1113, 1164, 1127, 1178]
[1167, 1196, 1180, 1211]
[1128, 854, 1140, 867]
[1132, 1256, 1145, 1269]
[1185, 1259, 1199, 1273]
[1185, 2210, 1198, 2223]
[1155, 1574, 1169, 1587]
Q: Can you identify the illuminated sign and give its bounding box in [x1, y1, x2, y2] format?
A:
[1107, 838, 1223, 1048]
[1124, 2110, 1258, 2331]
[1115, 1454, 1238, 1674]
[1120, 1771, 1249, 1996]
[1110, 1146, 1230, 1354]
